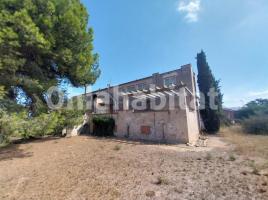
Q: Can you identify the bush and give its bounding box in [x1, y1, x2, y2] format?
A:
[242, 114, 268, 135]
[92, 116, 115, 137]
[55, 110, 84, 133]
[0, 109, 84, 144]
[236, 99, 268, 120]
[0, 111, 61, 140]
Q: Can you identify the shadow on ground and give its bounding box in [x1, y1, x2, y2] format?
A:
[0, 144, 33, 161]
[81, 134, 178, 146]
[0, 137, 62, 162]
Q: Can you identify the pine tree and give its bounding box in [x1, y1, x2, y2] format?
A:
[196, 50, 223, 133]
[0, 0, 100, 115]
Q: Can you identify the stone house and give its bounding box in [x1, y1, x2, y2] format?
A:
[84, 64, 201, 144]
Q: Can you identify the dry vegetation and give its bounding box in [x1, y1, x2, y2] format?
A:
[220, 126, 268, 171]
[0, 134, 267, 200]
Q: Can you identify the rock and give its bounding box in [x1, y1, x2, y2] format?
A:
[145, 191, 155, 197]
[187, 143, 195, 147]
[62, 128, 67, 137]
[258, 188, 266, 193]
[241, 171, 247, 175]
[260, 169, 268, 176]
[194, 138, 208, 147]
[70, 125, 83, 136]
[174, 188, 183, 194]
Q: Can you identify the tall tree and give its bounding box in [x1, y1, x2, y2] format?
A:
[80, 54, 100, 96]
[196, 50, 223, 133]
[0, 0, 100, 115]
[236, 99, 268, 119]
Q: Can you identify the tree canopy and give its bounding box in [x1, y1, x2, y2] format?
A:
[236, 99, 268, 119]
[235, 99, 268, 135]
[0, 0, 100, 114]
[197, 50, 223, 133]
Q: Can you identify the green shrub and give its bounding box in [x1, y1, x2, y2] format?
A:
[0, 110, 26, 140]
[242, 114, 268, 135]
[236, 99, 268, 120]
[0, 109, 84, 144]
[0, 111, 60, 140]
[57, 110, 84, 129]
[92, 116, 115, 137]
[0, 86, 6, 100]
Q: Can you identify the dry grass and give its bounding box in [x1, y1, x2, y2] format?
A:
[145, 190, 155, 197]
[228, 154, 236, 161]
[0, 135, 267, 199]
[153, 176, 170, 185]
[220, 125, 268, 169]
[113, 144, 121, 151]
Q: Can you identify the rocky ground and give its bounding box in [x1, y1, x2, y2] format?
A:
[0, 135, 267, 200]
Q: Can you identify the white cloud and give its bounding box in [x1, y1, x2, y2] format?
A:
[177, 0, 201, 22]
[224, 89, 268, 108]
[248, 90, 268, 97]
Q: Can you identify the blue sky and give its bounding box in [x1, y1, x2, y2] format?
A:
[69, 0, 268, 107]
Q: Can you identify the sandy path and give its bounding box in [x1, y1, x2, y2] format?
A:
[0, 136, 267, 200]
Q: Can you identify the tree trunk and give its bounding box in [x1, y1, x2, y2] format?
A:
[84, 85, 87, 96]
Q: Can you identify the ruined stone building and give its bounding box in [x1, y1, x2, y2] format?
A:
[84, 64, 201, 144]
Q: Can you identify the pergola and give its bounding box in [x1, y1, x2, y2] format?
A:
[119, 83, 194, 100]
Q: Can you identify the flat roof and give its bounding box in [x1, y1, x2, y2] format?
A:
[88, 64, 191, 94]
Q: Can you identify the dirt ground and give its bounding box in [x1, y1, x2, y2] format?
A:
[0, 134, 267, 200]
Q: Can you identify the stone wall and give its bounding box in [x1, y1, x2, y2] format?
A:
[113, 110, 189, 143]
[185, 109, 200, 143]
[87, 106, 200, 144]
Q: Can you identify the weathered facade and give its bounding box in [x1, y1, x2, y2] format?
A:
[223, 108, 235, 122]
[84, 64, 200, 144]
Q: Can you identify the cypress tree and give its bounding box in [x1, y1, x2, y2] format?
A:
[196, 50, 223, 133]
